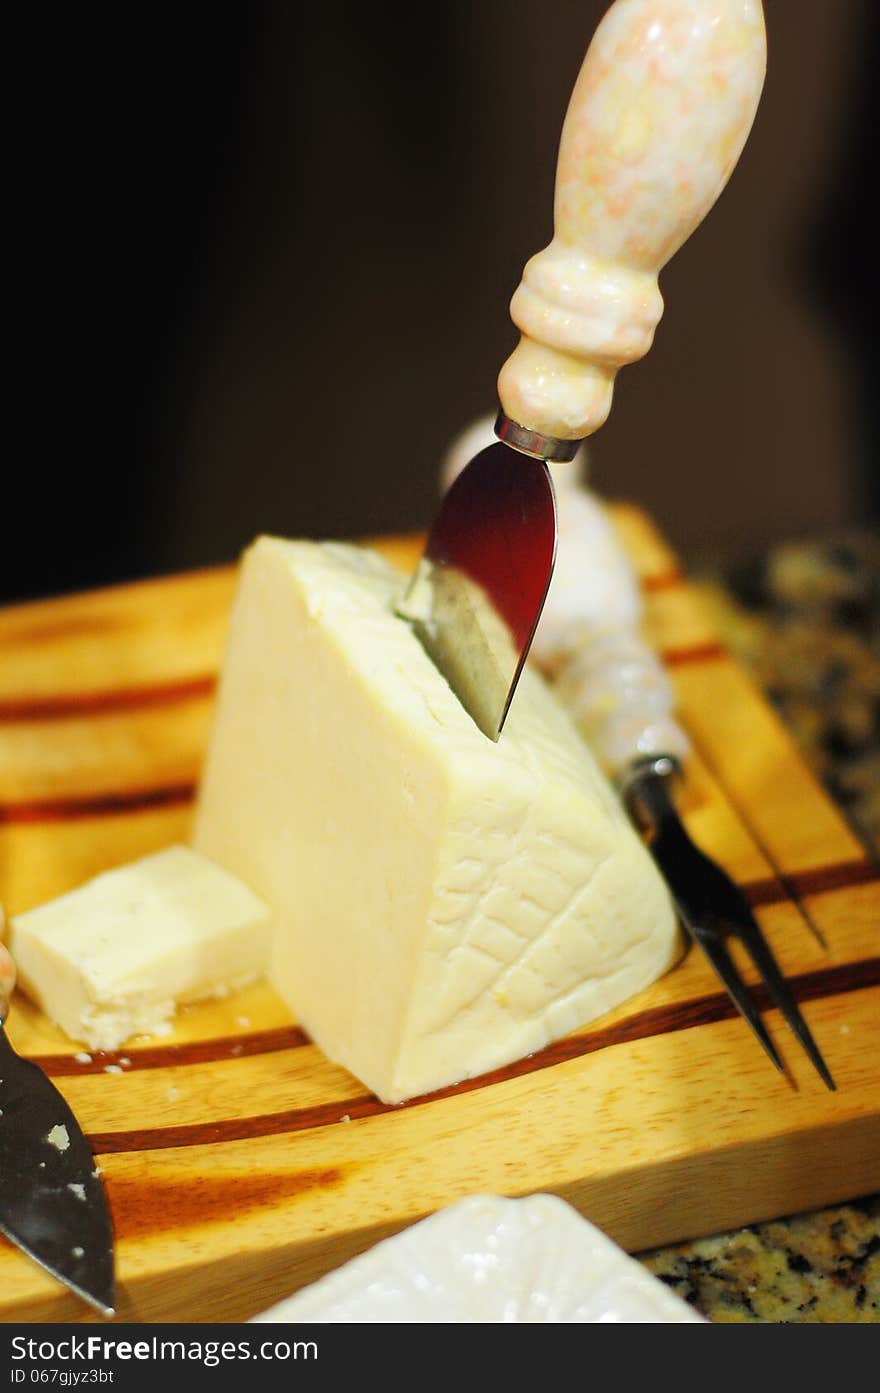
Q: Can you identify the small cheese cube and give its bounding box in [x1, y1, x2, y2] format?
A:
[251, 1194, 704, 1323]
[6, 845, 271, 1050]
[193, 538, 678, 1103]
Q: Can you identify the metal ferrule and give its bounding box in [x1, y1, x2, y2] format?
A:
[494, 412, 583, 463]
[615, 753, 683, 833]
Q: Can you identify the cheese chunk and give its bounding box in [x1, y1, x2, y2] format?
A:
[252, 1194, 703, 1323]
[193, 538, 678, 1103]
[6, 845, 271, 1050]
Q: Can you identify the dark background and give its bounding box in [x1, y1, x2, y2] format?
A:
[10, 0, 879, 604]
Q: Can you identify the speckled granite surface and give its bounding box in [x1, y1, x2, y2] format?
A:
[635, 530, 880, 1323]
[639, 1195, 879, 1323]
[703, 530, 880, 859]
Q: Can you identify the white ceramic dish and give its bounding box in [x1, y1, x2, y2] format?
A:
[252, 1194, 703, 1323]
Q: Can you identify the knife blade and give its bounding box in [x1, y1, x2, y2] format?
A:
[0, 941, 115, 1315]
[396, 441, 557, 740]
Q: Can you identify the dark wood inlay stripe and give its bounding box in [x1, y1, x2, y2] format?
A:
[83, 959, 880, 1155]
[40, 1027, 309, 1075]
[746, 858, 879, 908]
[0, 676, 217, 723]
[662, 640, 728, 668]
[0, 784, 196, 825]
[641, 569, 685, 593]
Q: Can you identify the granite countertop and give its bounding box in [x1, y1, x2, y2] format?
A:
[634, 529, 880, 1323]
[640, 1194, 879, 1322]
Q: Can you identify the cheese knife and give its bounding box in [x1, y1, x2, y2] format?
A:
[399, 0, 766, 739]
[0, 941, 115, 1315]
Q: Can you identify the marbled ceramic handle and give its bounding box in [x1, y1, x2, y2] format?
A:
[0, 940, 15, 1024]
[498, 0, 766, 442]
[552, 628, 690, 776]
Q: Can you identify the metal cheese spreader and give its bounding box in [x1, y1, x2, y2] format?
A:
[0, 942, 115, 1314]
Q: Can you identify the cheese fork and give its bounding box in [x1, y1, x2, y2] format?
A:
[549, 597, 836, 1088]
[620, 756, 836, 1091]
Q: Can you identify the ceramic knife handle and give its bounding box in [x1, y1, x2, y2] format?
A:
[497, 0, 766, 448]
[0, 940, 15, 1023]
[552, 627, 690, 774]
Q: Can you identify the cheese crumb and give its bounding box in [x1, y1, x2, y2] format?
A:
[340, 1114, 351, 1124]
[67, 1182, 86, 1201]
[46, 1124, 70, 1151]
[103, 1064, 123, 1075]
[71, 1246, 85, 1259]
[73, 1052, 92, 1065]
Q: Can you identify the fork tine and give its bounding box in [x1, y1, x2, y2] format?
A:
[625, 766, 837, 1089]
[736, 918, 837, 1091]
[692, 931, 786, 1076]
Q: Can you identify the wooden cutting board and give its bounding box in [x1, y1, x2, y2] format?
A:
[1, 509, 878, 1324]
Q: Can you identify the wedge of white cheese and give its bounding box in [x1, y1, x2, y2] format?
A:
[251, 1193, 704, 1322]
[6, 845, 271, 1050]
[193, 537, 678, 1103]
